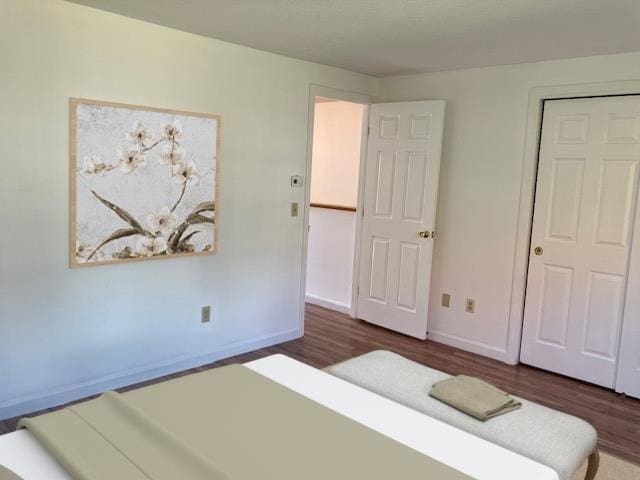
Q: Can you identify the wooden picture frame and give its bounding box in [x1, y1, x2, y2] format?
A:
[70, 98, 220, 268]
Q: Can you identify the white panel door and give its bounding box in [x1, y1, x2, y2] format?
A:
[616, 206, 640, 398]
[615, 125, 640, 398]
[357, 101, 445, 339]
[521, 96, 640, 388]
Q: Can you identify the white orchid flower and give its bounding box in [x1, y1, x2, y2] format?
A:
[76, 242, 104, 262]
[76, 243, 90, 259]
[159, 143, 186, 166]
[172, 160, 199, 185]
[76, 243, 93, 259]
[146, 206, 179, 235]
[136, 236, 168, 256]
[81, 156, 112, 177]
[162, 120, 183, 142]
[117, 146, 147, 174]
[127, 120, 154, 147]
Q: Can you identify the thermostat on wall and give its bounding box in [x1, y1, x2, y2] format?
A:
[290, 175, 303, 187]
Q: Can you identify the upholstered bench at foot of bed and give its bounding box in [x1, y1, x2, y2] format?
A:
[326, 350, 598, 480]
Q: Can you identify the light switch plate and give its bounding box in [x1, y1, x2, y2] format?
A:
[441, 293, 451, 308]
[201, 305, 211, 323]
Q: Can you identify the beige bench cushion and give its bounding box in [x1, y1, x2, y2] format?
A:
[327, 350, 597, 480]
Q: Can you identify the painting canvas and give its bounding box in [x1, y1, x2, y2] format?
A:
[70, 98, 219, 267]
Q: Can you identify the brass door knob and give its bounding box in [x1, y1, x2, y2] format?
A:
[534, 246, 543, 256]
[418, 230, 431, 238]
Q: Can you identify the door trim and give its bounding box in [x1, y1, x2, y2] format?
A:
[350, 102, 370, 319]
[508, 80, 640, 366]
[300, 85, 370, 332]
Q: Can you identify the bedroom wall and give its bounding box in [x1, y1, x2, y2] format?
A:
[379, 51, 640, 363]
[0, 0, 378, 419]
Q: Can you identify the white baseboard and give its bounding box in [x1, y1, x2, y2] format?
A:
[427, 330, 511, 364]
[305, 293, 351, 315]
[0, 327, 302, 421]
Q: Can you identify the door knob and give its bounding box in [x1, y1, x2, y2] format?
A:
[534, 246, 543, 256]
[418, 230, 431, 238]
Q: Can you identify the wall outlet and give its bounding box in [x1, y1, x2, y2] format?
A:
[291, 202, 299, 217]
[441, 293, 451, 308]
[465, 298, 475, 314]
[201, 305, 211, 323]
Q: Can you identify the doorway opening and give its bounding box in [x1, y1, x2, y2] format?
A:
[304, 97, 366, 315]
[301, 89, 447, 341]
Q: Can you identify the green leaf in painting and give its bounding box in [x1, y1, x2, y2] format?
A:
[91, 190, 146, 233]
[190, 201, 215, 216]
[86, 228, 140, 262]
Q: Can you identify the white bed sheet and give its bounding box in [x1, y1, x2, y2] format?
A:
[0, 354, 559, 480]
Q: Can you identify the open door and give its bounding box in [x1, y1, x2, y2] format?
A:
[356, 101, 445, 339]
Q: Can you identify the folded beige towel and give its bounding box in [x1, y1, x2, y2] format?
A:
[429, 375, 521, 421]
[0, 465, 23, 480]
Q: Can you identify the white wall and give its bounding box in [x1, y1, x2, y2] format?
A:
[306, 208, 357, 313]
[0, 0, 378, 419]
[380, 51, 640, 363]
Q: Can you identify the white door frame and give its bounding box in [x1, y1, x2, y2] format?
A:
[299, 84, 371, 332]
[350, 101, 371, 320]
[508, 80, 640, 366]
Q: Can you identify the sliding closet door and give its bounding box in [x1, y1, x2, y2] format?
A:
[521, 95, 640, 388]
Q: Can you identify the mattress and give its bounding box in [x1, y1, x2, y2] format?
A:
[0, 354, 558, 480]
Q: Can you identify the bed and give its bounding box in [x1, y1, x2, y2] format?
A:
[0, 354, 558, 480]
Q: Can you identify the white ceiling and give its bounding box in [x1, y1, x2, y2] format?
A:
[68, 0, 640, 77]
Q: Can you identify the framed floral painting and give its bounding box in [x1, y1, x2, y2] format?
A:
[70, 98, 219, 267]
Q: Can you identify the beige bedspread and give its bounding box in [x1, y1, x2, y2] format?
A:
[19, 364, 473, 480]
[0, 465, 23, 480]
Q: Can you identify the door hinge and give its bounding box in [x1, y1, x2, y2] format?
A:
[356, 284, 360, 295]
[367, 126, 370, 137]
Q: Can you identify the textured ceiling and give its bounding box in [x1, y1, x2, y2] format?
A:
[67, 0, 640, 77]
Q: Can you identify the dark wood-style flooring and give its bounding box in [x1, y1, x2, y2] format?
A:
[2, 303, 639, 464]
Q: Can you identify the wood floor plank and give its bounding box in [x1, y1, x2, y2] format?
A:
[3, 303, 639, 464]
